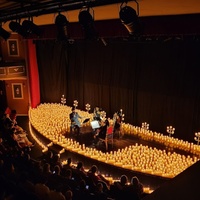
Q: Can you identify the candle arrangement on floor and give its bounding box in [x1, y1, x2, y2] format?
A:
[29, 103, 200, 180]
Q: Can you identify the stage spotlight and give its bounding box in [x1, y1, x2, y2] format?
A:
[22, 20, 41, 36]
[119, 2, 140, 35]
[0, 26, 10, 40]
[55, 13, 69, 41]
[9, 21, 28, 37]
[78, 7, 97, 39]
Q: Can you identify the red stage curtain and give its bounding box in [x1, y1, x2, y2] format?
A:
[27, 39, 40, 108]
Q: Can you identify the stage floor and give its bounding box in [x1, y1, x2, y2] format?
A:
[16, 116, 189, 191]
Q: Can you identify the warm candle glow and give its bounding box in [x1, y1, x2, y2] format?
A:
[29, 103, 200, 180]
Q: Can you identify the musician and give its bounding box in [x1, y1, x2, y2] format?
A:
[113, 111, 122, 138]
[93, 106, 101, 121]
[69, 107, 82, 135]
[93, 118, 109, 146]
[98, 118, 109, 140]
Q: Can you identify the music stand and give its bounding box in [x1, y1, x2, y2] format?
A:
[91, 120, 100, 129]
[83, 118, 90, 124]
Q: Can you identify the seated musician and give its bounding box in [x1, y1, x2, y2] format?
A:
[92, 106, 101, 140]
[69, 107, 82, 136]
[93, 106, 101, 121]
[93, 118, 109, 146]
[98, 118, 109, 140]
[113, 111, 122, 138]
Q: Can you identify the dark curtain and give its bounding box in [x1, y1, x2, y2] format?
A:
[36, 40, 68, 103]
[35, 38, 200, 142]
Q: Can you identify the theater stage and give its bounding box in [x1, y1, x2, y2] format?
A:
[17, 116, 182, 192]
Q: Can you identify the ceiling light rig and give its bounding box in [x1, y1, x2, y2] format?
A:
[78, 6, 98, 40]
[22, 19, 42, 37]
[9, 17, 42, 38]
[0, 24, 10, 40]
[119, 0, 141, 36]
[9, 20, 29, 38]
[0, 0, 132, 23]
[55, 12, 69, 41]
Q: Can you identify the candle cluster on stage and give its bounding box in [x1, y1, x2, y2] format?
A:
[85, 103, 91, 112]
[194, 132, 200, 145]
[29, 103, 200, 180]
[167, 126, 175, 137]
[121, 123, 200, 156]
[61, 94, 66, 105]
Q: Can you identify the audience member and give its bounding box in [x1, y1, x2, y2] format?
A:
[72, 161, 88, 184]
[41, 162, 52, 183]
[94, 182, 108, 200]
[64, 189, 73, 200]
[35, 179, 50, 200]
[0, 107, 148, 200]
[50, 153, 63, 170]
[63, 157, 75, 171]
[74, 179, 91, 200]
[87, 165, 110, 192]
[109, 174, 129, 200]
[61, 168, 78, 194]
[2, 108, 34, 150]
[46, 165, 64, 191]
[48, 189, 66, 200]
[125, 176, 144, 200]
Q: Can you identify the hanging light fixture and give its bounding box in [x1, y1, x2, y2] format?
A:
[55, 13, 69, 41]
[78, 7, 97, 40]
[9, 21, 28, 37]
[119, 1, 141, 35]
[0, 26, 10, 40]
[22, 19, 42, 36]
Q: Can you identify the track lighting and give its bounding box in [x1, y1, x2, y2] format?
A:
[0, 26, 10, 40]
[22, 20, 41, 36]
[119, 1, 140, 35]
[78, 7, 97, 39]
[55, 13, 69, 41]
[9, 21, 28, 37]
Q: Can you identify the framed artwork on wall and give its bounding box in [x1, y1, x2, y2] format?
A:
[12, 83, 23, 99]
[7, 39, 19, 56]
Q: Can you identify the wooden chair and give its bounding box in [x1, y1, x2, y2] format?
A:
[99, 125, 114, 151]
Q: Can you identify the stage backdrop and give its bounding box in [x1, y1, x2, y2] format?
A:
[35, 38, 200, 142]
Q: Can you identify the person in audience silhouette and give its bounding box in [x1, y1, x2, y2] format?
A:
[87, 165, 110, 193]
[94, 182, 109, 200]
[3, 109, 34, 149]
[72, 161, 88, 184]
[46, 165, 63, 191]
[61, 168, 78, 194]
[64, 189, 73, 200]
[41, 162, 52, 183]
[126, 176, 144, 200]
[110, 174, 129, 200]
